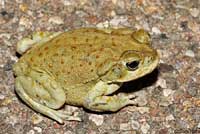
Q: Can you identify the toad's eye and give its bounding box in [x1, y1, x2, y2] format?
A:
[126, 61, 140, 71]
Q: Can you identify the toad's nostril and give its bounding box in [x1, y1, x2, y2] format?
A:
[144, 57, 153, 65]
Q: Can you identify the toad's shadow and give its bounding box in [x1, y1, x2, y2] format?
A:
[84, 69, 159, 114]
[117, 68, 159, 93]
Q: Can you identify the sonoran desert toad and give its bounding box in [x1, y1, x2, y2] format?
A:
[13, 28, 159, 123]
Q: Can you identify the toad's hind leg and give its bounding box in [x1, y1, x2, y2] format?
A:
[15, 74, 81, 124]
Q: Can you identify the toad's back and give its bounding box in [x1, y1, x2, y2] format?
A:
[17, 28, 147, 87]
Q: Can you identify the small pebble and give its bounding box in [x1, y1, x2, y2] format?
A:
[112, 0, 117, 4]
[189, 8, 199, 17]
[1, 98, 12, 105]
[185, 50, 195, 57]
[131, 120, 140, 130]
[120, 123, 131, 130]
[19, 16, 32, 28]
[0, 94, 5, 100]
[134, 91, 148, 106]
[145, 6, 159, 14]
[152, 27, 161, 35]
[49, 16, 64, 25]
[159, 98, 171, 107]
[109, 16, 128, 27]
[197, 63, 200, 68]
[187, 85, 197, 97]
[188, 21, 199, 33]
[31, 114, 43, 124]
[27, 130, 35, 134]
[63, 0, 73, 6]
[178, 119, 189, 129]
[34, 127, 42, 133]
[89, 114, 104, 126]
[0, 33, 11, 39]
[141, 122, 150, 134]
[156, 78, 167, 88]
[19, 3, 28, 12]
[166, 114, 175, 121]
[7, 115, 19, 126]
[64, 131, 74, 134]
[53, 122, 61, 129]
[158, 63, 174, 73]
[0, 106, 10, 113]
[96, 21, 109, 28]
[163, 88, 174, 97]
[137, 107, 150, 114]
[3, 39, 12, 47]
[115, 7, 126, 15]
[4, 60, 15, 71]
[110, 10, 116, 16]
[197, 122, 200, 128]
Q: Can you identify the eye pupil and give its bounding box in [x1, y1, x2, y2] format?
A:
[126, 61, 139, 71]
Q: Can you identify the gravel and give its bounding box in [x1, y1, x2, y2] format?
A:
[0, 0, 199, 133]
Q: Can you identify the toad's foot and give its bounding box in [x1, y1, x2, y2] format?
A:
[51, 110, 81, 123]
[117, 93, 139, 105]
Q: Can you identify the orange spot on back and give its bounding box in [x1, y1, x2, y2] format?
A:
[38, 52, 43, 56]
[112, 42, 116, 46]
[33, 63, 37, 66]
[62, 69, 65, 73]
[44, 46, 49, 50]
[53, 53, 59, 57]
[54, 44, 60, 49]
[73, 37, 77, 41]
[55, 39, 59, 43]
[71, 46, 77, 50]
[30, 57, 34, 62]
[94, 36, 98, 40]
[96, 55, 100, 59]
[100, 48, 104, 51]
[48, 63, 53, 68]
[55, 72, 59, 76]
[67, 71, 71, 74]
[61, 59, 64, 64]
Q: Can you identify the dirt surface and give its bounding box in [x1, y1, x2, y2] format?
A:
[0, 0, 200, 134]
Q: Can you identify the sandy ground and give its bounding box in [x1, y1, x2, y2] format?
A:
[0, 0, 200, 134]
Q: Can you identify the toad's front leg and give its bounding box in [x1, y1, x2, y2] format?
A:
[83, 81, 138, 112]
